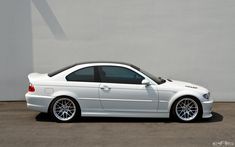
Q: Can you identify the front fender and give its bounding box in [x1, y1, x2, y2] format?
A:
[168, 90, 203, 111]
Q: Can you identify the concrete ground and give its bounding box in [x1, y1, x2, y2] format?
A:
[0, 102, 234, 147]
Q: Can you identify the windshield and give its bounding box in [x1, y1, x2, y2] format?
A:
[140, 69, 166, 84]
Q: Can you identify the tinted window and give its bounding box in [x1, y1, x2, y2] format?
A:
[66, 67, 95, 82]
[98, 66, 144, 84]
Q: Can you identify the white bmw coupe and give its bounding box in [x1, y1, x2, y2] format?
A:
[26, 62, 213, 122]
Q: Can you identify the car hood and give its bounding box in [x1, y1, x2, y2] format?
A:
[161, 79, 209, 93]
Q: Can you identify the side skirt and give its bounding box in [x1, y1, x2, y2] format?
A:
[81, 111, 169, 118]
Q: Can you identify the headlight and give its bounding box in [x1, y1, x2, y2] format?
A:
[203, 92, 210, 99]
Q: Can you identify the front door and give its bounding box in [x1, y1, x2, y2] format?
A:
[98, 66, 158, 112]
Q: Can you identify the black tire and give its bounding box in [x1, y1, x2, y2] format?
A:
[49, 96, 80, 122]
[171, 96, 202, 122]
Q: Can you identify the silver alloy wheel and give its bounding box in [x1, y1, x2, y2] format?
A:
[53, 98, 76, 121]
[175, 98, 199, 121]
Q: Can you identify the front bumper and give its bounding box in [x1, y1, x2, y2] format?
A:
[201, 100, 213, 118]
[25, 93, 53, 113]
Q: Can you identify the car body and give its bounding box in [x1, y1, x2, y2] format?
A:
[25, 62, 213, 122]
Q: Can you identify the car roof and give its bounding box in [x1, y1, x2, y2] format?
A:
[48, 61, 140, 77]
[75, 61, 140, 70]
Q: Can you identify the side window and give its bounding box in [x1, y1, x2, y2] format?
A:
[99, 66, 144, 84]
[66, 67, 95, 82]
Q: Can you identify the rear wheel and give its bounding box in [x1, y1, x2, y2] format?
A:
[172, 97, 201, 122]
[50, 97, 80, 122]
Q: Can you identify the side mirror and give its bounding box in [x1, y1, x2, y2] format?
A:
[141, 79, 150, 86]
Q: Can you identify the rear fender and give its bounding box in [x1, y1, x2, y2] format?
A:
[51, 91, 78, 100]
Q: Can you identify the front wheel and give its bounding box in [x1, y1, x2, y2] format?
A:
[50, 97, 79, 122]
[172, 97, 201, 122]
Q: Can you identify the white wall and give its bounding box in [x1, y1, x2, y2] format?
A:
[0, 0, 33, 100]
[32, 0, 235, 101]
[0, 0, 235, 101]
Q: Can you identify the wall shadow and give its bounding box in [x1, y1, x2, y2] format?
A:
[36, 111, 223, 123]
[0, 0, 33, 100]
[32, 0, 67, 40]
[0, 0, 67, 100]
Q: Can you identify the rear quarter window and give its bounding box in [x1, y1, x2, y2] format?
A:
[66, 67, 95, 82]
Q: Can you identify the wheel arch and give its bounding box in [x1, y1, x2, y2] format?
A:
[168, 91, 203, 118]
[48, 91, 81, 114]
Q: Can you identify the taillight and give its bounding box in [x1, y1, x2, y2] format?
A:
[28, 83, 35, 92]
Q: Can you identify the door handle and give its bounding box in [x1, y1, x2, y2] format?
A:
[100, 85, 111, 90]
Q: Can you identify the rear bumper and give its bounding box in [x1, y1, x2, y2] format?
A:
[201, 100, 213, 118]
[25, 93, 53, 113]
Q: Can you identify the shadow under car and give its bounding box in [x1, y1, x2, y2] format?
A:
[35, 112, 223, 123]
